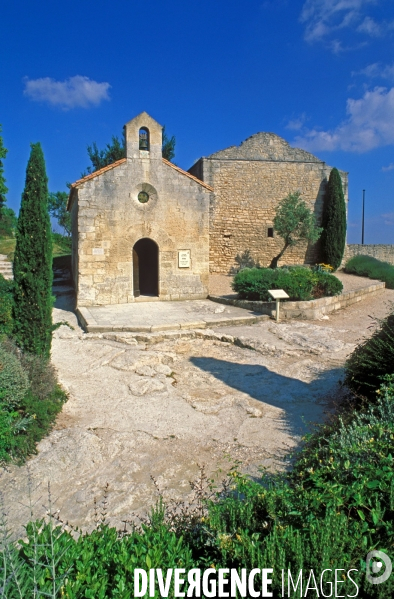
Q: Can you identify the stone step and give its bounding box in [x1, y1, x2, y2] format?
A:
[0, 258, 13, 280]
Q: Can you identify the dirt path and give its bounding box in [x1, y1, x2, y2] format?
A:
[2, 285, 393, 537]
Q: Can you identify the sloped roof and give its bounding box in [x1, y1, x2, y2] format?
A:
[70, 158, 127, 190]
[207, 132, 323, 163]
[67, 156, 213, 210]
[162, 158, 213, 191]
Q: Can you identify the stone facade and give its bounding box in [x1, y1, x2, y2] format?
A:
[69, 112, 349, 307]
[68, 112, 212, 307]
[342, 244, 394, 266]
[189, 133, 348, 272]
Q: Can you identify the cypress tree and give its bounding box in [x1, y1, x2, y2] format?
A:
[321, 167, 347, 270]
[13, 143, 53, 358]
[0, 124, 8, 215]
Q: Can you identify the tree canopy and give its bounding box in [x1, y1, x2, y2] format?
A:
[48, 191, 71, 236]
[82, 126, 176, 177]
[0, 125, 8, 216]
[269, 191, 322, 268]
[321, 168, 347, 270]
[13, 143, 53, 358]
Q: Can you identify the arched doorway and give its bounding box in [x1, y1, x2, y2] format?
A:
[133, 238, 158, 297]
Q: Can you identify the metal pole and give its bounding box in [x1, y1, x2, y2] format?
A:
[276, 299, 280, 322]
[362, 189, 365, 245]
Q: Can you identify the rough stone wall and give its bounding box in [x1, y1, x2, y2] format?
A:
[70, 112, 211, 306]
[189, 132, 348, 273]
[70, 199, 78, 292]
[343, 244, 394, 266]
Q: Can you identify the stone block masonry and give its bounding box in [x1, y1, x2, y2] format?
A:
[209, 281, 385, 320]
[68, 112, 349, 306]
[189, 132, 348, 274]
[68, 112, 213, 307]
[343, 244, 394, 267]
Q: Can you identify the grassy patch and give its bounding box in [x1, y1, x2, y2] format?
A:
[0, 234, 16, 259]
[0, 233, 71, 261]
[345, 254, 394, 289]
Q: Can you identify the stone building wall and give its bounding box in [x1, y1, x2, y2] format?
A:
[68, 112, 212, 307]
[189, 133, 348, 273]
[343, 244, 394, 266]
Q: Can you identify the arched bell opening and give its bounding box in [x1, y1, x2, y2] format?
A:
[139, 127, 150, 152]
[133, 238, 158, 297]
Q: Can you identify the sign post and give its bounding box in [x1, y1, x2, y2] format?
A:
[268, 289, 289, 322]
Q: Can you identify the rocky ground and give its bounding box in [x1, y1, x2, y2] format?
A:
[1, 278, 393, 537]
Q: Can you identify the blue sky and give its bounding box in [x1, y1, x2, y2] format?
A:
[1, 0, 394, 243]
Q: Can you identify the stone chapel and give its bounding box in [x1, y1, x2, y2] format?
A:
[67, 111, 348, 307]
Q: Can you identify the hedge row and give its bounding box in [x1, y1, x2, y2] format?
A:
[345, 254, 394, 289]
[232, 266, 343, 301]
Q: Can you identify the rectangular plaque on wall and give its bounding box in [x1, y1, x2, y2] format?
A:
[178, 250, 191, 268]
[92, 248, 104, 255]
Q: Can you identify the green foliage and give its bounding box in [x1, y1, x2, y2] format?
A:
[345, 311, 394, 401]
[2, 378, 394, 596]
[0, 206, 17, 237]
[48, 191, 71, 236]
[232, 266, 343, 301]
[2, 514, 196, 598]
[0, 344, 29, 409]
[0, 274, 14, 336]
[82, 125, 176, 177]
[0, 339, 66, 463]
[0, 124, 8, 214]
[13, 142, 53, 358]
[199, 381, 394, 597]
[162, 125, 176, 162]
[52, 232, 72, 256]
[321, 167, 347, 270]
[345, 254, 394, 289]
[82, 132, 126, 176]
[270, 191, 322, 268]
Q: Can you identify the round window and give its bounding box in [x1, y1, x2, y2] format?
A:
[138, 191, 149, 204]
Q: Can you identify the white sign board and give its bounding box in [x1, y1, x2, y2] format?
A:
[178, 250, 191, 268]
[92, 247, 104, 255]
[268, 289, 289, 300]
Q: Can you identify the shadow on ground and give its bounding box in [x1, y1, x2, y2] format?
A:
[190, 356, 341, 439]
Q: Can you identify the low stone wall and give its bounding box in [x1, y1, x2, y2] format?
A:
[209, 281, 385, 320]
[343, 245, 394, 266]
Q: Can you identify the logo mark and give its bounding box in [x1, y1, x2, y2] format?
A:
[366, 550, 392, 584]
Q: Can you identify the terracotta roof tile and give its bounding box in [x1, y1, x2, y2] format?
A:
[162, 158, 214, 191]
[70, 158, 127, 189]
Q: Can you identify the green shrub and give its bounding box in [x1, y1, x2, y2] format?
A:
[13, 142, 53, 358]
[232, 266, 343, 301]
[0, 339, 66, 463]
[20, 352, 57, 400]
[0, 274, 14, 336]
[345, 254, 394, 289]
[321, 167, 347, 270]
[345, 312, 394, 401]
[232, 267, 277, 300]
[2, 379, 394, 596]
[0, 344, 29, 408]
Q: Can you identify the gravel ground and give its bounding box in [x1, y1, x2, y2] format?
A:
[1, 273, 392, 537]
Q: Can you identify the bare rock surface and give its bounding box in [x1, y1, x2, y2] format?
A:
[2, 287, 394, 536]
